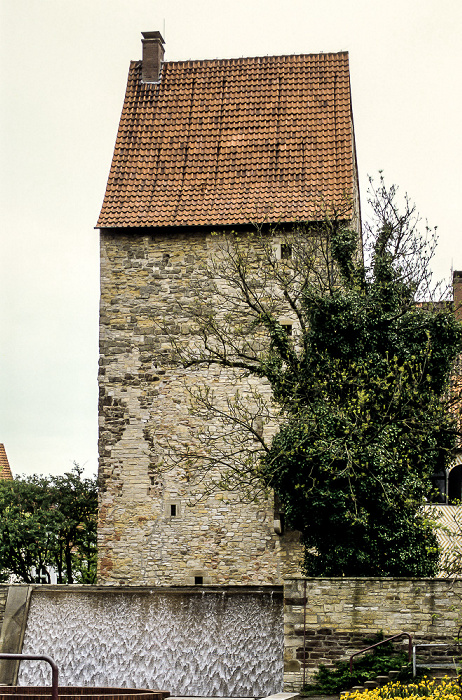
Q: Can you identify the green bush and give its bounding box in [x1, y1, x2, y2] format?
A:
[302, 638, 412, 695]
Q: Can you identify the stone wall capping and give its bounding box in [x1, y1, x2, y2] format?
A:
[285, 576, 462, 581]
[25, 583, 284, 595]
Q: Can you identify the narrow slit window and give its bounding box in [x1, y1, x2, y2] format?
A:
[170, 504, 177, 517]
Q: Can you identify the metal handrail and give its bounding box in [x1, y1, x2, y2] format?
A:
[349, 633, 413, 673]
[412, 643, 459, 677]
[0, 653, 58, 700]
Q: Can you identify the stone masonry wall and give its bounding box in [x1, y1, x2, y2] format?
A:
[283, 577, 462, 691]
[98, 229, 303, 585]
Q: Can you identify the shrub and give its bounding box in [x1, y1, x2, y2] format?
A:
[302, 638, 411, 695]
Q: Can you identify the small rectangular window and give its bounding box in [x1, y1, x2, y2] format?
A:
[194, 576, 203, 585]
[282, 324, 292, 336]
[165, 501, 180, 517]
[280, 243, 292, 260]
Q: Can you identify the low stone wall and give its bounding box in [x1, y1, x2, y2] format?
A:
[283, 578, 462, 691]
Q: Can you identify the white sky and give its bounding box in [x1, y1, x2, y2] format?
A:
[0, 0, 461, 477]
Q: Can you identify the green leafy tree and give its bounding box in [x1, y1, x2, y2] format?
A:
[0, 465, 97, 583]
[47, 466, 98, 583]
[165, 178, 462, 576]
[0, 474, 55, 583]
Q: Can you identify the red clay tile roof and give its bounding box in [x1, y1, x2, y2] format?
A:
[97, 52, 357, 229]
[0, 444, 13, 480]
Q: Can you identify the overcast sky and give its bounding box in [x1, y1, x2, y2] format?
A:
[1, 0, 461, 478]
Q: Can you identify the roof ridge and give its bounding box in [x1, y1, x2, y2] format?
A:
[132, 51, 349, 69]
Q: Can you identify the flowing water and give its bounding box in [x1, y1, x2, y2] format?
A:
[18, 589, 283, 696]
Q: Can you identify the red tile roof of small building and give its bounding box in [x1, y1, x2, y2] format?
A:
[97, 51, 357, 229]
[0, 444, 13, 480]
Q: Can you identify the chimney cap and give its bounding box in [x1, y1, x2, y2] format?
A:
[142, 31, 165, 43]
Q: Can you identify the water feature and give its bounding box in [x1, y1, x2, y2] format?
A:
[18, 587, 283, 697]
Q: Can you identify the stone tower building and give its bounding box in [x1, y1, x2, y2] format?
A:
[96, 32, 360, 585]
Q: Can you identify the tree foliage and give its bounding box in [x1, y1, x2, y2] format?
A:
[0, 465, 97, 583]
[164, 178, 462, 576]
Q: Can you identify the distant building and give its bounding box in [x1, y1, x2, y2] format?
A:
[429, 271, 462, 505]
[0, 444, 13, 480]
[425, 271, 462, 574]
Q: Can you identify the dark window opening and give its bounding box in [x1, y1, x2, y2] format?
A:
[282, 324, 292, 336]
[280, 244, 292, 260]
[448, 464, 462, 503]
[430, 463, 462, 504]
[150, 476, 155, 486]
[194, 576, 203, 585]
[430, 471, 446, 503]
[274, 493, 285, 535]
[170, 503, 177, 517]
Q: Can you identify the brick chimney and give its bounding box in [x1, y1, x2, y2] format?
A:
[454, 270, 462, 322]
[141, 31, 165, 83]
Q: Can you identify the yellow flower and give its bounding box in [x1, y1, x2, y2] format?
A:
[342, 676, 459, 700]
